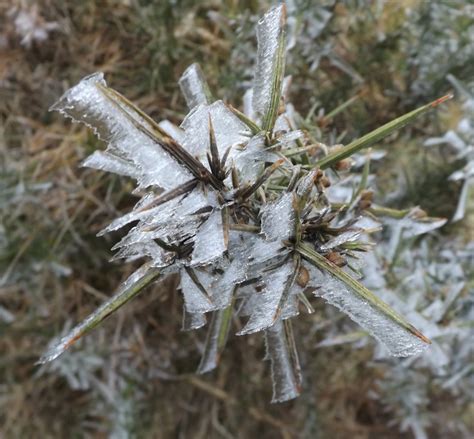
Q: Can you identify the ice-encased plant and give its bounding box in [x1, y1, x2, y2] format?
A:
[39, 5, 450, 402]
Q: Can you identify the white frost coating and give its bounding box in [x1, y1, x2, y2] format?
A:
[178, 63, 212, 109]
[306, 264, 429, 357]
[191, 209, 227, 266]
[180, 269, 215, 313]
[182, 309, 207, 331]
[82, 150, 140, 179]
[51, 72, 192, 190]
[265, 320, 301, 403]
[158, 120, 185, 144]
[238, 259, 294, 335]
[320, 229, 362, 251]
[261, 192, 295, 241]
[181, 101, 251, 160]
[252, 5, 286, 125]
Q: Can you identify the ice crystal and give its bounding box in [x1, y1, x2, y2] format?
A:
[41, 4, 450, 402]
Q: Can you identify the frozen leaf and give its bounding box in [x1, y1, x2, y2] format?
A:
[158, 120, 186, 144]
[231, 134, 279, 184]
[103, 186, 209, 239]
[451, 179, 473, 222]
[273, 130, 304, 149]
[51, 72, 193, 190]
[253, 4, 287, 132]
[197, 304, 234, 373]
[110, 241, 171, 267]
[261, 192, 295, 241]
[319, 229, 362, 251]
[297, 243, 430, 356]
[182, 309, 207, 331]
[180, 268, 215, 314]
[397, 208, 447, 237]
[81, 150, 140, 179]
[265, 320, 301, 403]
[178, 63, 213, 109]
[243, 88, 255, 120]
[192, 209, 227, 266]
[37, 264, 161, 363]
[181, 101, 251, 161]
[238, 258, 296, 335]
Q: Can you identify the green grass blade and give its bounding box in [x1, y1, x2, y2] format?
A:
[38, 265, 161, 364]
[316, 94, 453, 169]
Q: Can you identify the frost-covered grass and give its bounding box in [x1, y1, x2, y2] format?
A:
[1, 0, 472, 438]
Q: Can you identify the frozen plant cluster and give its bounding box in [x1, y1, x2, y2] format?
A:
[40, 5, 447, 402]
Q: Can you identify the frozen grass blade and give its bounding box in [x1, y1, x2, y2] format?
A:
[265, 320, 301, 403]
[178, 63, 213, 109]
[253, 4, 287, 133]
[296, 242, 431, 352]
[37, 265, 161, 364]
[238, 259, 295, 335]
[316, 94, 453, 169]
[100, 84, 224, 190]
[197, 301, 234, 374]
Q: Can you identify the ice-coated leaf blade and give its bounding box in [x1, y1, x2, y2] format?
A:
[81, 150, 140, 178]
[252, 4, 287, 132]
[296, 242, 431, 356]
[181, 101, 252, 161]
[191, 209, 227, 266]
[265, 320, 301, 403]
[238, 258, 296, 335]
[178, 63, 213, 109]
[51, 73, 193, 190]
[180, 268, 215, 314]
[197, 302, 234, 374]
[316, 94, 453, 169]
[37, 264, 161, 364]
[260, 192, 295, 242]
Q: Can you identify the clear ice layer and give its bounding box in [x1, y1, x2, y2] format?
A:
[252, 5, 286, 126]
